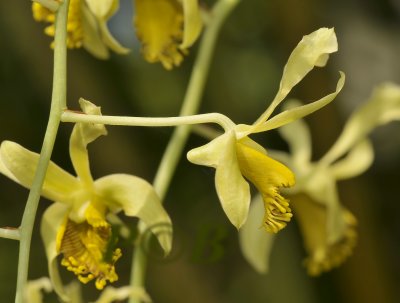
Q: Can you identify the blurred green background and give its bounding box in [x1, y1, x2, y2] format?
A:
[1, 0, 400, 302]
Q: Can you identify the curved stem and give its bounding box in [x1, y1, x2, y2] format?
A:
[129, 1, 240, 302]
[14, 1, 69, 302]
[61, 111, 235, 131]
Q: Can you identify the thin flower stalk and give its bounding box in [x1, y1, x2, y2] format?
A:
[15, 1, 69, 302]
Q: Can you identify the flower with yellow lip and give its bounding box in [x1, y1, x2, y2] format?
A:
[187, 28, 345, 232]
[134, 0, 203, 69]
[32, 0, 203, 68]
[32, 0, 130, 59]
[239, 83, 400, 275]
[0, 99, 172, 301]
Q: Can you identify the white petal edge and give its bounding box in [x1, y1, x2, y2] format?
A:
[180, 0, 203, 49]
[239, 195, 276, 273]
[330, 139, 374, 180]
[40, 203, 70, 302]
[278, 100, 312, 167]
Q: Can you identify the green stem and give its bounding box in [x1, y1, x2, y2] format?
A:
[0, 228, 20, 241]
[129, 1, 240, 302]
[61, 111, 235, 131]
[14, 1, 69, 302]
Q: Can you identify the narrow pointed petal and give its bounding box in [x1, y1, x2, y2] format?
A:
[188, 132, 251, 229]
[69, 99, 107, 186]
[41, 203, 71, 302]
[254, 28, 338, 124]
[99, 21, 130, 55]
[94, 174, 172, 254]
[331, 139, 374, 180]
[278, 100, 312, 168]
[322, 82, 400, 165]
[82, 5, 110, 59]
[239, 195, 276, 273]
[236, 142, 295, 233]
[85, 0, 116, 19]
[256, 72, 345, 132]
[0, 141, 82, 203]
[180, 0, 203, 49]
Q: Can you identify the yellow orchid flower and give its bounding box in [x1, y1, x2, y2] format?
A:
[187, 28, 345, 232]
[239, 83, 400, 276]
[32, 0, 203, 68]
[0, 99, 171, 301]
[32, 0, 129, 59]
[134, 0, 203, 69]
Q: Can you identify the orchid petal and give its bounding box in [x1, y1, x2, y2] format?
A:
[303, 171, 344, 244]
[41, 203, 70, 302]
[331, 139, 374, 180]
[81, 5, 110, 59]
[239, 195, 276, 273]
[0, 141, 82, 203]
[188, 132, 251, 229]
[84, 0, 129, 55]
[291, 193, 357, 276]
[85, 0, 116, 19]
[93, 286, 151, 303]
[94, 174, 172, 254]
[24, 277, 53, 303]
[322, 82, 400, 165]
[69, 99, 107, 187]
[254, 28, 338, 124]
[278, 100, 312, 167]
[255, 72, 345, 132]
[180, 0, 203, 49]
[99, 21, 130, 55]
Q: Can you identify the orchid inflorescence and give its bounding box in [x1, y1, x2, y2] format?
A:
[1, 0, 400, 302]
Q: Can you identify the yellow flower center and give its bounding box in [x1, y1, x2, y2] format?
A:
[59, 219, 121, 290]
[134, 0, 186, 69]
[32, 0, 84, 49]
[236, 141, 295, 233]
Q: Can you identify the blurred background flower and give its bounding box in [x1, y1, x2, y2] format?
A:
[0, 0, 399, 302]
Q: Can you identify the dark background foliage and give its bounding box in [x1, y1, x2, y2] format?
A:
[1, 0, 400, 302]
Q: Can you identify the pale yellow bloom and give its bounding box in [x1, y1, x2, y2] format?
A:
[32, 0, 203, 68]
[32, 0, 129, 59]
[0, 99, 171, 300]
[239, 83, 400, 275]
[188, 28, 344, 232]
[134, 0, 203, 69]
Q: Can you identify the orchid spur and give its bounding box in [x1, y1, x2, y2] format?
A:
[187, 27, 345, 233]
[239, 82, 400, 275]
[0, 100, 172, 301]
